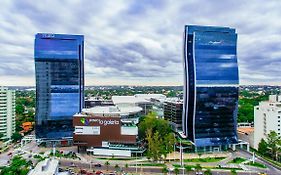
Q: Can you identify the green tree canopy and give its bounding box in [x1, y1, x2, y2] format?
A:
[258, 138, 268, 155]
[11, 132, 23, 142]
[139, 112, 175, 161]
[266, 131, 281, 160]
[0, 156, 32, 175]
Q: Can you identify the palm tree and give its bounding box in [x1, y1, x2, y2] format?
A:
[114, 164, 119, 172]
[195, 164, 202, 173]
[105, 161, 110, 171]
[162, 166, 168, 175]
[230, 169, 237, 175]
[204, 169, 212, 175]
[174, 167, 180, 175]
[124, 163, 129, 172]
[185, 166, 193, 175]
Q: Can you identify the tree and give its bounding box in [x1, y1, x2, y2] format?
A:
[114, 164, 120, 172]
[163, 132, 176, 158]
[139, 112, 175, 161]
[124, 163, 128, 172]
[204, 169, 212, 175]
[105, 161, 110, 171]
[146, 128, 153, 160]
[0, 133, 4, 141]
[161, 166, 168, 175]
[174, 167, 180, 175]
[258, 138, 268, 154]
[267, 131, 280, 160]
[0, 156, 33, 175]
[151, 131, 162, 161]
[230, 169, 237, 175]
[195, 164, 202, 173]
[11, 132, 23, 142]
[185, 166, 193, 175]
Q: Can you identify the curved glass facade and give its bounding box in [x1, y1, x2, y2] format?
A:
[35, 33, 84, 140]
[183, 25, 239, 147]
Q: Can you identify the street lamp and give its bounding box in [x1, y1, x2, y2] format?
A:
[90, 161, 93, 171]
[135, 152, 137, 174]
[174, 133, 176, 162]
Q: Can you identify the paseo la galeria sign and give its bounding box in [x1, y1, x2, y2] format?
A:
[89, 118, 119, 126]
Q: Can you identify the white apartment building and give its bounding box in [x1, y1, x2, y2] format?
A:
[0, 87, 16, 140]
[254, 95, 281, 149]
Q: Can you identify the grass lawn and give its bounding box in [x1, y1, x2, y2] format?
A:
[246, 162, 267, 169]
[184, 157, 226, 163]
[173, 164, 243, 171]
[214, 167, 243, 171]
[97, 157, 135, 161]
[173, 164, 212, 169]
[228, 157, 247, 164]
[131, 163, 165, 167]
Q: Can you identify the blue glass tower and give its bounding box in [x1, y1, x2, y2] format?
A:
[183, 25, 239, 147]
[34, 33, 84, 141]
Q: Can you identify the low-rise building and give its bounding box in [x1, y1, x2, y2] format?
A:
[254, 95, 281, 149]
[237, 126, 254, 148]
[73, 106, 144, 157]
[85, 97, 114, 108]
[164, 98, 183, 132]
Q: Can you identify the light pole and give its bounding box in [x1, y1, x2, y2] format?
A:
[180, 139, 183, 167]
[90, 161, 92, 171]
[174, 133, 176, 162]
[135, 152, 137, 174]
[180, 139, 185, 175]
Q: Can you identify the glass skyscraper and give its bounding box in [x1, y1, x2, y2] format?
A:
[182, 25, 239, 147]
[34, 33, 84, 141]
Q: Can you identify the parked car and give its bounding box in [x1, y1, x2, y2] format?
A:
[94, 163, 102, 167]
[80, 169, 87, 174]
[70, 162, 76, 167]
[95, 171, 103, 175]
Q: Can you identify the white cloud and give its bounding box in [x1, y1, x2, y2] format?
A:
[0, 0, 281, 85]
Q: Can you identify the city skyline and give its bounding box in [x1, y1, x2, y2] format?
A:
[1, 0, 281, 86]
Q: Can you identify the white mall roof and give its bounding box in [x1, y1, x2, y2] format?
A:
[82, 105, 142, 116]
[112, 96, 149, 104]
[112, 94, 166, 104]
[165, 97, 183, 103]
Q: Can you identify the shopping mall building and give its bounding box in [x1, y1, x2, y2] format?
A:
[73, 106, 145, 157]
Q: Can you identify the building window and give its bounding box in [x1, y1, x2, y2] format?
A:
[278, 116, 281, 119]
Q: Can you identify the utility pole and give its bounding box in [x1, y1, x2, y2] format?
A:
[180, 139, 183, 166]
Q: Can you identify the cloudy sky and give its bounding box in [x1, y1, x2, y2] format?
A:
[0, 0, 281, 86]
